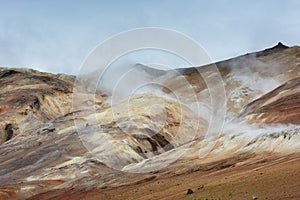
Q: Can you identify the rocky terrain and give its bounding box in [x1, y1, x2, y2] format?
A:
[240, 77, 300, 124]
[0, 43, 299, 200]
[0, 68, 74, 143]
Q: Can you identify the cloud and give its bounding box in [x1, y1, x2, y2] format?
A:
[0, 0, 299, 74]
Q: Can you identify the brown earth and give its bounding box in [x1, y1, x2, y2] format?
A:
[240, 77, 300, 125]
[28, 152, 300, 200]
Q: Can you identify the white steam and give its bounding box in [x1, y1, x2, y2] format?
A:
[96, 49, 191, 103]
[223, 122, 298, 139]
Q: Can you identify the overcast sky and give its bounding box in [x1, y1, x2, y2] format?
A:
[0, 0, 299, 74]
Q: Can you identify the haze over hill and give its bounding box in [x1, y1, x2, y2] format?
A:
[0, 43, 299, 199]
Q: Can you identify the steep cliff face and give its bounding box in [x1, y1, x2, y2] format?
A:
[0, 44, 299, 200]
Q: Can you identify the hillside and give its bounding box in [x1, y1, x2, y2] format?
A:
[0, 43, 299, 200]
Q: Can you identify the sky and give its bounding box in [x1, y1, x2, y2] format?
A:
[0, 0, 299, 75]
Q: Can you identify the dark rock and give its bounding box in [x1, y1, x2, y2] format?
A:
[5, 124, 14, 141]
[186, 189, 194, 195]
